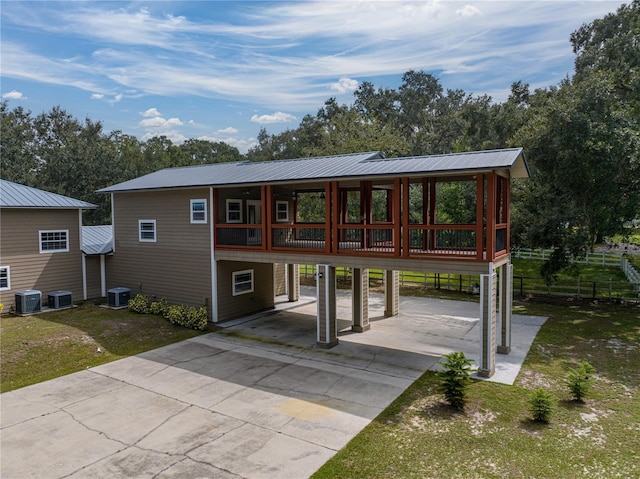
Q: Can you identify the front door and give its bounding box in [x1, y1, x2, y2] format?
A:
[246, 200, 262, 245]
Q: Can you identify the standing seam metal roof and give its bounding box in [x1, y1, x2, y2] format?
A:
[97, 148, 528, 193]
[82, 225, 113, 255]
[0, 179, 96, 208]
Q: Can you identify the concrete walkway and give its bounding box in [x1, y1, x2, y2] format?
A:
[1, 290, 546, 479]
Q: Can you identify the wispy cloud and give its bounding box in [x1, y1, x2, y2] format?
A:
[0, 1, 620, 110]
[217, 126, 238, 134]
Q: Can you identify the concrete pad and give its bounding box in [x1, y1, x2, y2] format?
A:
[188, 422, 335, 479]
[136, 407, 245, 455]
[1, 410, 123, 478]
[155, 458, 242, 478]
[66, 446, 182, 479]
[64, 384, 189, 444]
[1, 289, 545, 479]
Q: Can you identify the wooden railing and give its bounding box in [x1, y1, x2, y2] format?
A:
[216, 221, 507, 262]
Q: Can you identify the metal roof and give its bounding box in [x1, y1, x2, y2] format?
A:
[0, 179, 96, 209]
[98, 148, 528, 194]
[82, 225, 113, 255]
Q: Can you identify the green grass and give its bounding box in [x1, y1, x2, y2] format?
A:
[0, 304, 209, 393]
[313, 298, 640, 479]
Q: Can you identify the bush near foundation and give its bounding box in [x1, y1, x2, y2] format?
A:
[165, 304, 208, 331]
[128, 294, 150, 314]
[149, 298, 169, 316]
[129, 295, 207, 331]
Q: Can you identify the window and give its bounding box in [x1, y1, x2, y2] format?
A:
[39, 230, 69, 253]
[232, 269, 254, 296]
[190, 199, 207, 224]
[0, 266, 10, 291]
[139, 220, 157, 242]
[226, 199, 242, 223]
[275, 201, 289, 222]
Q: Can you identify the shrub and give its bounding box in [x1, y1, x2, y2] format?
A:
[567, 361, 596, 402]
[164, 304, 208, 331]
[128, 294, 150, 314]
[149, 298, 169, 316]
[437, 351, 475, 410]
[529, 388, 555, 423]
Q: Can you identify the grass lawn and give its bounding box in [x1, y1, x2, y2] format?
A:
[0, 304, 209, 393]
[313, 295, 640, 479]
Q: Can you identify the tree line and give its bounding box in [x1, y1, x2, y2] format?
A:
[1, 1, 638, 279]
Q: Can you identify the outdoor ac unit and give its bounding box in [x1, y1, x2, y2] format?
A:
[108, 287, 131, 307]
[48, 290, 73, 309]
[15, 290, 42, 314]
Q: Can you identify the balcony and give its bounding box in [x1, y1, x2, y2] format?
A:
[213, 172, 510, 264]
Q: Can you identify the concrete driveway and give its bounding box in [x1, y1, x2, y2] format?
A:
[1, 289, 545, 478]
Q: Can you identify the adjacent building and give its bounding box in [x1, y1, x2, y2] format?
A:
[0, 180, 96, 311]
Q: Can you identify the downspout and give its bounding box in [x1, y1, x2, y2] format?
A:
[79, 210, 87, 300]
[100, 254, 106, 297]
[210, 187, 218, 322]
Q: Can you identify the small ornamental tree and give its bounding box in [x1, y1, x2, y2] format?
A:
[567, 361, 596, 402]
[437, 351, 475, 410]
[529, 388, 555, 423]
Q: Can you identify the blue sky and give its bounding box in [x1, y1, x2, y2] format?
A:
[1, 1, 624, 153]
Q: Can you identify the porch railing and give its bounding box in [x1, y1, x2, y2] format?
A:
[216, 222, 506, 261]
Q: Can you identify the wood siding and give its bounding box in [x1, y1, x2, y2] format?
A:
[0, 209, 84, 311]
[107, 189, 212, 311]
[216, 260, 274, 322]
[274, 263, 286, 296]
[84, 255, 103, 299]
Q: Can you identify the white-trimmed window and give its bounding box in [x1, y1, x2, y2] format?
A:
[138, 220, 157, 242]
[39, 230, 69, 253]
[0, 266, 10, 291]
[226, 199, 242, 223]
[232, 269, 254, 296]
[190, 199, 207, 224]
[275, 201, 289, 222]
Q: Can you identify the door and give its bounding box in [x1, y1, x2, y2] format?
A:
[246, 200, 262, 245]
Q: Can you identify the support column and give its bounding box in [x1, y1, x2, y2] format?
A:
[497, 262, 513, 354]
[384, 270, 399, 317]
[287, 264, 300, 302]
[352, 268, 370, 332]
[478, 271, 497, 377]
[316, 264, 338, 348]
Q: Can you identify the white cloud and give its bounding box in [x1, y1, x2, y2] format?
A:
[456, 5, 483, 18]
[139, 116, 183, 128]
[112, 93, 123, 103]
[217, 126, 238, 134]
[90, 93, 104, 99]
[142, 108, 161, 117]
[198, 135, 256, 154]
[2, 90, 25, 99]
[330, 77, 359, 94]
[141, 129, 186, 144]
[250, 112, 296, 124]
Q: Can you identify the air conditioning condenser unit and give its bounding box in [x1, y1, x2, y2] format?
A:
[48, 290, 73, 309]
[108, 287, 131, 307]
[15, 290, 42, 314]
